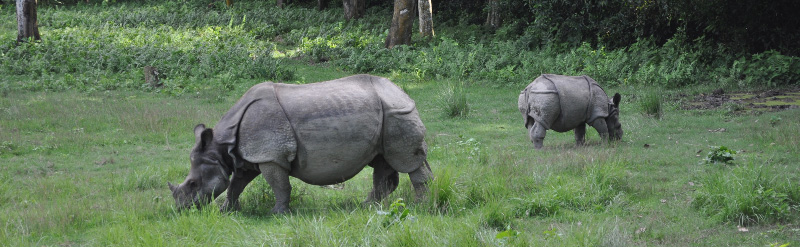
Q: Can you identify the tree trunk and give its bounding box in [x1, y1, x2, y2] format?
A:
[485, 0, 501, 30]
[16, 0, 41, 43]
[417, 0, 434, 38]
[144, 66, 162, 89]
[385, 0, 416, 48]
[342, 0, 365, 20]
[226, 0, 232, 7]
[318, 0, 328, 10]
[277, 0, 286, 8]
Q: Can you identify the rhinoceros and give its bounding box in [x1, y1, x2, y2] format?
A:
[168, 74, 433, 214]
[517, 74, 622, 149]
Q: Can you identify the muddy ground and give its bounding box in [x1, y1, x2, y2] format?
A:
[682, 87, 800, 113]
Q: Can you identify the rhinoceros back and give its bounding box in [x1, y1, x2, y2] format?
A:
[274, 75, 384, 185]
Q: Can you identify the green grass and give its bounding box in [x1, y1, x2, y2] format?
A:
[2, 74, 799, 246]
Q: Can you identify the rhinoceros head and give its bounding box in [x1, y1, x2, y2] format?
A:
[606, 93, 623, 141]
[168, 124, 231, 210]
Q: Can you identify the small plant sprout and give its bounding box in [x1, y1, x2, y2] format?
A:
[379, 198, 414, 227]
[769, 116, 782, 127]
[495, 226, 520, 242]
[701, 146, 737, 165]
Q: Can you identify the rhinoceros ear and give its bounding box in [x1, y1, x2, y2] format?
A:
[194, 124, 206, 138]
[193, 124, 214, 151]
[612, 93, 621, 106]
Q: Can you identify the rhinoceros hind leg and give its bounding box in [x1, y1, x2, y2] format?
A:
[366, 155, 399, 202]
[258, 163, 292, 214]
[408, 160, 433, 202]
[574, 123, 586, 146]
[530, 122, 547, 150]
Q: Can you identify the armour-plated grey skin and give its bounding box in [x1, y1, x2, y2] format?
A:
[169, 74, 433, 214]
[517, 74, 623, 149]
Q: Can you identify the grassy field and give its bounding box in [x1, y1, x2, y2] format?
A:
[1, 1, 799, 246]
[1, 61, 799, 246]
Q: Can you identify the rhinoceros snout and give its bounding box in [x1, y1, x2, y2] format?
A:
[168, 182, 203, 210]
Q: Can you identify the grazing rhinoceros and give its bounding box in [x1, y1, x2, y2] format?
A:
[168, 74, 433, 214]
[517, 74, 622, 149]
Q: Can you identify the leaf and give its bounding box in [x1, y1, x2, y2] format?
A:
[496, 228, 519, 239]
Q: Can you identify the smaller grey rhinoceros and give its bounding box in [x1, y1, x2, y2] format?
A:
[168, 74, 433, 214]
[517, 74, 622, 149]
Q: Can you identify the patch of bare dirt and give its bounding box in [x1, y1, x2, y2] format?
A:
[682, 87, 800, 112]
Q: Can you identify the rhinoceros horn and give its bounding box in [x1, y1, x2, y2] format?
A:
[168, 182, 176, 193]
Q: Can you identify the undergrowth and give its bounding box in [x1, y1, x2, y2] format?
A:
[2, 1, 798, 95]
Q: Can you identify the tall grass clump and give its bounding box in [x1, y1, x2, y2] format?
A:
[426, 168, 459, 212]
[438, 82, 470, 118]
[692, 163, 800, 226]
[640, 91, 662, 119]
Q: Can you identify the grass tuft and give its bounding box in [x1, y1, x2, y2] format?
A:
[640, 91, 662, 119]
[438, 82, 470, 118]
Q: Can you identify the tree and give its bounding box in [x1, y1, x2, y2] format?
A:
[385, 0, 416, 48]
[16, 0, 41, 43]
[343, 0, 365, 20]
[318, 0, 329, 10]
[418, 0, 434, 38]
[485, 0, 500, 30]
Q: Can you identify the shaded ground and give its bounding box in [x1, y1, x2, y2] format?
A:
[682, 87, 800, 112]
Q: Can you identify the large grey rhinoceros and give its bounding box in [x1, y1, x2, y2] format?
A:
[517, 74, 622, 149]
[168, 74, 433, 214]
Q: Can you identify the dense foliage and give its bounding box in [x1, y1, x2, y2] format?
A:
[435, 0, 800, 56]
[1, 0, 798, 94]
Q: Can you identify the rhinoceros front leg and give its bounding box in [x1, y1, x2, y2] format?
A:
[574, 123, 586, 146]
[258, 163, 292, 214]
[408, 160, 433, 202]
[221, 169, 261, 212]
[366, 155, 399, 202]
[529, 122, 547, 149]
[590, 119, 610, 144]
